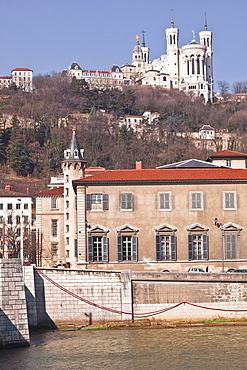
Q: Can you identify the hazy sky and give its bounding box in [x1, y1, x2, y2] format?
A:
[1, 0, 247, 91]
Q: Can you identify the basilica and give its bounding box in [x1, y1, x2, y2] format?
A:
[68, 15, 214, 102]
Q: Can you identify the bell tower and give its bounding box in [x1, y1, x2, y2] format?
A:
[166, 11, 179, 88]
[61, 129, 86, 268]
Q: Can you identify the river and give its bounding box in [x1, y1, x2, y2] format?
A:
[1, 325, 247, 369]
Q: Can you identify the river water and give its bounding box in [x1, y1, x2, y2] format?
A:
[1, 325, 247, 370]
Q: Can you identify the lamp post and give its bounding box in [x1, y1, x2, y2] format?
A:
[214, 218, 224, 272]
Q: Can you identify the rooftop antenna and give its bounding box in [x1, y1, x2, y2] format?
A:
[204, 12, 208, 31]
[171, 9, 174, 28]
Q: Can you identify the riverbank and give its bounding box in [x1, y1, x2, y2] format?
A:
[56, 318, 247, 331]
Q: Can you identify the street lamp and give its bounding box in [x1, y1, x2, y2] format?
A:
[214, 218, 225, 272]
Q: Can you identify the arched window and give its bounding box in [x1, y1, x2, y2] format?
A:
[173, 34, 176, 44]
[197, 56, 200, 74]
[187, 60, 189, 75]
[170, 35, 172, 44]
[191, 56, 195, 74]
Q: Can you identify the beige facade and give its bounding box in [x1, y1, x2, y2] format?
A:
[35, 132, 247, 272]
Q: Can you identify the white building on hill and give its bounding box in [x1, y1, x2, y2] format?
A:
[125, 14, 213, 102]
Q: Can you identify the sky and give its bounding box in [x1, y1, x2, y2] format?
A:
[1, 0, 247, 91]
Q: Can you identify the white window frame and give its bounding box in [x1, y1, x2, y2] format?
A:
[159, 192, 171, 211]
[223, 192, 237, 210]
[120, 193, 133, 211]
[51, 198, 58, 210]
[190, 192, 203, 210]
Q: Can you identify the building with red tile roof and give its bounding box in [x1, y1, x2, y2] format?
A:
[34, 132, 247, 272]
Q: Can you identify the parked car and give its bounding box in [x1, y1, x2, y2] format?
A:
[161, 269, 172, 273]
[229, 269, 247, 273]
[188, 267, 205, 273]
[226, 268, 235, 273]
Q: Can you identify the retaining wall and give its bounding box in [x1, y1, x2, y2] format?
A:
[0, 259, 30, 348]
[24, 268, 247, 328]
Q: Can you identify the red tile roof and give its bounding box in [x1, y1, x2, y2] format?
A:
[209, 150, 247, 158]
[0, 189, 31, 197]
[34, 187, 63, 196]
[73, 168, 247, 185]
[11, 68, 33, 72]
[0, 76, 11, 79]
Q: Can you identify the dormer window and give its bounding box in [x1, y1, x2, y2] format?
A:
[74, 149, 79, 158]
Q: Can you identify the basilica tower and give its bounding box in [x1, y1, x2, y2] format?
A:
[199, 13, 214, 102]
[165, 13, 179, 88]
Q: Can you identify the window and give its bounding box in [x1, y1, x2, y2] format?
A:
[0, 204, 3, 210]
[66, 237, 69, 245]
[17, 228, 21, 236]
[66, 213, 69, 220]
[159, 193, 171, 210]
[51, 220, 58, 237]
[120, 193, 133, 210]
[88, 236, 108, 262]
[7, 203, 12, 210]
[188, 234, 208, 260]
[0, 216, 3, 223]
[226, 159, 232, 167]
[118, 235, 138, 261]
[66, 188, 69, 196]
[225, 234, 236, 259]
[224, 192, 236, 210]
[156, 235, 176, 261]
[66, 225, 69, 233]
[66, 200, 69, 208]
[16, 216, 20, 225]
[23, 216, 28, 224]
[51, 198, 58, 209]
[7, 216, 12, 224]
[190, 192, 203, 210]
[86, 194, 109, 210]
[16, 203, 20, 210]
[51, 244, 58, 256]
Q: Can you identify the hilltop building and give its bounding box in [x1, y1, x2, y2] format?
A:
[68, 14, 214, 102]
[35, 131, 247, 272]
[0, 68, 33, 91]
[125, 13, 213, 102]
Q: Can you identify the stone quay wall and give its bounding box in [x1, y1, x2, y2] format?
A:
[23, 267, 247, 328]
[0, 259, 30, 348]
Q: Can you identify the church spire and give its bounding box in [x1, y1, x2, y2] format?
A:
[63, 128, 86, 163]
[204, 12, 208, 31]
[171, 9, 174, 28]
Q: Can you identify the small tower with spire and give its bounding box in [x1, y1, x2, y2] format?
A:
[61, 129, 86, 268]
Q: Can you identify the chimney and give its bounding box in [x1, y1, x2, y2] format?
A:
[5, 185, 11, 191]
[136, 161, 142, 170]
[26, 188, 29, 195]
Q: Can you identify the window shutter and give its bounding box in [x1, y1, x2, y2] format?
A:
[127, 194, 132, 210]
[164, 193, 170, 209]
[86, 194, 92, 210]
[156, 235, 161, 261]
[171, 235, 177, 261]
[88, 236, 93, 262]
[103, 194, 109, 210]
[117, 236, 123, 261]
[120, 194, 123, 210]
[159, 194, 165, 209]
[132, 235, 138, 261]
[202, 234, 209, 260]
[102, 236, 108, 262]
[188, 234, 193, 260]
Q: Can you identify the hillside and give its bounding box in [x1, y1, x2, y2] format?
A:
[0, 73, 247, 180]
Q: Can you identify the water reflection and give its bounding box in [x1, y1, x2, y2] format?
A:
[1, 326, 247, 369]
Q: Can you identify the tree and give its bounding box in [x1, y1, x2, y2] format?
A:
[217, 80, 230, 100]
